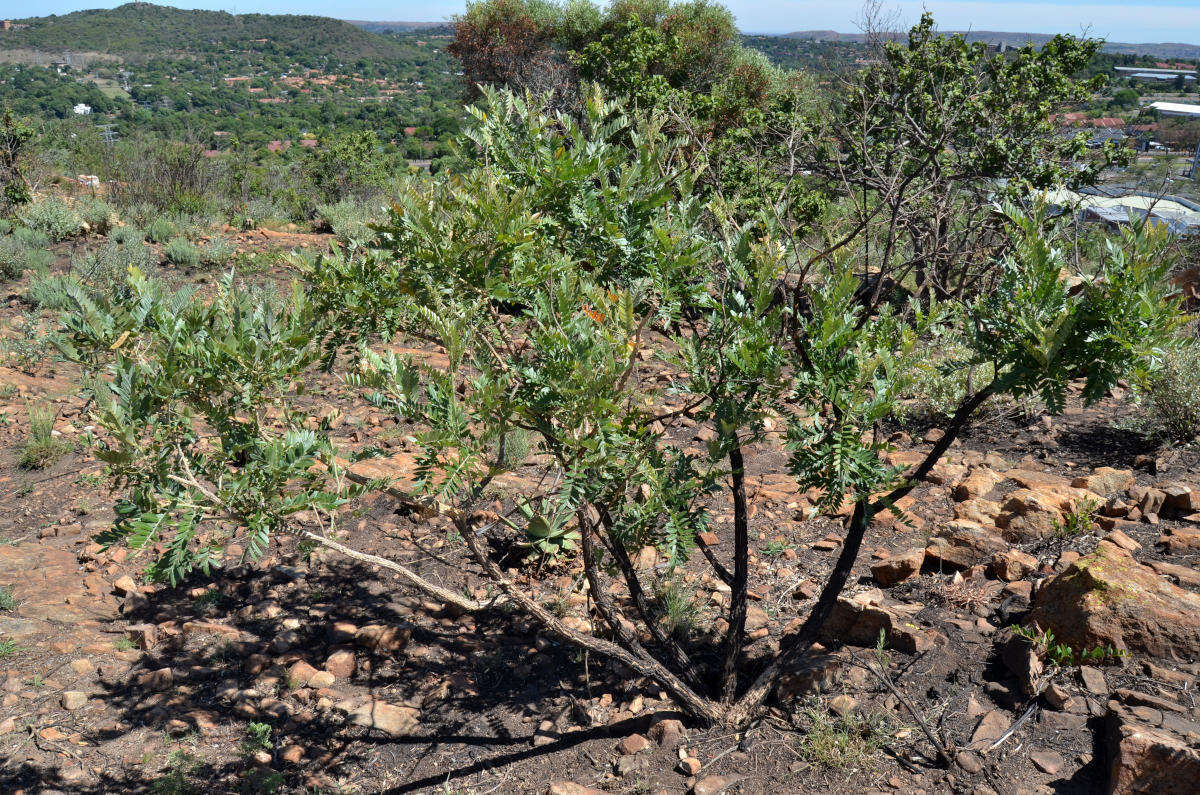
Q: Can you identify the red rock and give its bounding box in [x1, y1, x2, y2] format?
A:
[345, 700, 418, 737]
[989, 549, 1038, 582]
[871, 549, 924, 587]
[324, 649, 355, 679]
[1028, 542, 1200, 659]
[692, 775, 744, 795]
[287, 661, 320, 689]
[617, 733, 649, 755]
[1108, 704, 1200, 794]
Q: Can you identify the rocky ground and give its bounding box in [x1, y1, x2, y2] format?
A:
[1, 237, 1199, 794]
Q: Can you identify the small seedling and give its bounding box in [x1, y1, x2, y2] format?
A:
[1053, 496, 1100, 538]
[0, 585, 15, 612]
[0, 638, 19, 658]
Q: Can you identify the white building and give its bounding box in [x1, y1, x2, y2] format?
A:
[73, 103, 92, 115]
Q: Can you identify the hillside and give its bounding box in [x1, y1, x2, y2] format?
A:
[0, 2, 410, 60]
[786, 29, 1200, 59]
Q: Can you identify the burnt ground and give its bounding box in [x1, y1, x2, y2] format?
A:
[0, 234, 1198, 794]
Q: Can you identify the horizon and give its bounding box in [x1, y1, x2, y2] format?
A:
[0, 1, 1199, 47]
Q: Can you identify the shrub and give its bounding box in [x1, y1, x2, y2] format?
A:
[0, 312, 53, 372]
[75, 197, 117, 235]
[0, 219, 11, 236]
[244, 197, 287, 228]
[0, 236, 30, 280]
[24, 270, 81, 312]
[162, 237, 200, 268]
[73, 242, 156, 296]
[18, 198, 81, 242]
[144, 217, 175, 244]
[200, 236, 237, 267]
[314, 199, 373, 243]
[109, 225, 143, 246]
[19, 403, 69, 469]
[12, 226, 48, 248]
[1139, 340, 1200, 442]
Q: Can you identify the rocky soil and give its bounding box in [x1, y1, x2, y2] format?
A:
[1, 240, 1199, 794]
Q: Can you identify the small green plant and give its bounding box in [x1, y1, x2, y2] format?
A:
[796, 698, 891, 770]
[144, 217, 176, 244]
[0, 382, 15, 398]
[494, 427, 533, 467]
[314, 199, 374, 243]
[242, 722, 274, 756]
[762, 539, 792, 557]
[1138, 340, 1200, 443]
[18, 198, 81, 242]
[503, 495, 580, 563]
[162, 237, 201, 268]
[200, 236, 236, 267]
[24, 269, 82, 312]
[27, 673, 44, 688]
[109, 224, 144, 246]
[18, 403, 69, 469]
[0, 585, 16, 611]
[653, 577, 699, 640]
[193, 589, 225, 609]
[1053, 496, 1100, 538]
[1011, 624, 1128, 666]
[73, 242, 156, 297]
[75, 197, 117, 235]
[152, 747, 203, 795]
[0, 638, 19, 658]
[0, 313, 53, 373]
[113, 636, 137, 651]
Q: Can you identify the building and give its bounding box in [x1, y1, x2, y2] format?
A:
[73, 103, 92, 115]
[1, 20, 11, 31]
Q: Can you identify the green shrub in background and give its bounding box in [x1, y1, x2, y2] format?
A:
[0, 235, 53, 280]
[144, 217, 175, 244]
[73, 242, 156, 296]
[24, 269, 81, 312]
[1139, 339, 1200, 442]
[314, 199, 373, 243]
[0, 219, 12, 236]
[18, 198, 81, 242]
[162, 237, 200, 268]
[75, 197, 117, 235]
[243, 197, 288, 229]
[109, 225, 143, 246]
[200, 236, 237, 267]
[12, 226, 48, 247]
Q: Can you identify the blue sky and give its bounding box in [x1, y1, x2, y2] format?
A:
[4, 1, 1200, 43]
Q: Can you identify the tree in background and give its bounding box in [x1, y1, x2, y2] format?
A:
[0, 108, 34, 212]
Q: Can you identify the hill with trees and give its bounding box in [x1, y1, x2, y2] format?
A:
[1, 2, 410, 61]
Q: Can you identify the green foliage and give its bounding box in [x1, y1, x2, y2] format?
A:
[0, 109, 34, 211]
[1137, 339, 1200, 442]
[1012, 625, 1128, 667]
[242, 722, 273, 755]
[57, 269, 366, 584]
[18, 197, 82, 242]
[75, 197, 117, 235]
[200, 236, 236, 267]
[19, 403, 69, 470]
[302, 131, 396, 204]
[1053, 496, 1101, 538]
[24, 270, 82, 312]
[73, 241, 157, 297]
[0, 312, 54, 372]
[503, 495, 581, 561]
[314, 199, 375, 243]
[162, 237, 201, 268]
[0, 638, 18, 658]
[796, 699, 891, 770]
[0, 235, 48, 281]
[110, 225, 144, 246]
[0, 585, 15, 612]
[144, 217, 176, 244]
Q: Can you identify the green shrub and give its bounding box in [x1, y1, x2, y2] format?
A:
[1, 237, 53, 281]
[244, 198, 287, 228]
[144, 217, 175, 244]
[19, 403, 69, 470]
[0, 219, 12, 235]
[75, 197, 117, 235]
[18, 198, 82, 242]
[12, 226, 49, 248]
[24, 270, 81, 312]
[162, 237, 200, 268]
[314, 199, 373, 243]
[1139, 341, 1200, 442]
[200, 236, 236, 267]
[109, 225, 143, 246]
[0, 312, 53, 372]
[73, 242, 156, 295]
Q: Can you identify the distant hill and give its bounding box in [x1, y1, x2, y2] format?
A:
[0, 3, 410, 60]
[785, 29, 1200, 60]
[346, 20, 447, 34]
